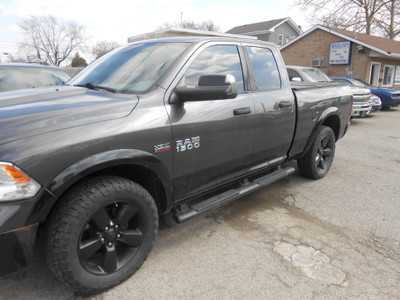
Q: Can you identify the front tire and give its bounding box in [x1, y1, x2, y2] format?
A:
[45, 176, 158, 294]
[297, 126, 336, 179]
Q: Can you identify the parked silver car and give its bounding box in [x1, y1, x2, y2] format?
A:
[332, 77, 382, 112]
[286, 66, 373, 117]
[0, 63, 71, 93]
[350, 86, 374, 117]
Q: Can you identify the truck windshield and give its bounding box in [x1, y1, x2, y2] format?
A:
[68, 42, 189, 93]
[303, 68, 332, 82]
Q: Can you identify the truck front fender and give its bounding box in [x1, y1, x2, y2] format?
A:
[48, 149, 172, 212]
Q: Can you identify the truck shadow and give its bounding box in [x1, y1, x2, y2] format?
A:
[0, 253, 76, 299]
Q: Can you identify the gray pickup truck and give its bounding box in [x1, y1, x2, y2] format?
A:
[0, 37, 352, 293]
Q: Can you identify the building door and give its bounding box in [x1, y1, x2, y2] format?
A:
[369, 62, 380, 86]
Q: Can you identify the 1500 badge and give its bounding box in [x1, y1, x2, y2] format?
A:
[176, 136, 200, 152]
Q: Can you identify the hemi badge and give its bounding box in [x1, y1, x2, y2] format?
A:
[154, 143, 171, 153]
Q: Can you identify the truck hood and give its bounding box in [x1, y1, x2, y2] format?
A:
[349, 86, 370, 95]
[0, 86, 138, 145]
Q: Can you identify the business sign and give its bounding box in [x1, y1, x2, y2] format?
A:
[329, 41, 351, 65]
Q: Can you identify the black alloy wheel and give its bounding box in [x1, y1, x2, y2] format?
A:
[45, 176, 158, 294]
[79, 201, 145, 275]
[314, 133, 334, 174]
[297, 126, 336, 179]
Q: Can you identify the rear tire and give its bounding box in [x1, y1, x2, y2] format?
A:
[297, 126, 335, 179]
[45, 176, 158, 294]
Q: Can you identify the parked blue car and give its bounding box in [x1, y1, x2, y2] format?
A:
[331, 77, 400, 109]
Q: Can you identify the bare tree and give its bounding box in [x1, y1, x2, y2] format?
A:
[375, 0, 400, 38]
[5, 54, 26, 63]
[19, 15, 88, 66]
[294, 0, 396, 37]
[158, 20, 220, 32]
[92, 41, 120, 59]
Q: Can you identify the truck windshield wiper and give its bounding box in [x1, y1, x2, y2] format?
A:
[74, 83, 118, 93]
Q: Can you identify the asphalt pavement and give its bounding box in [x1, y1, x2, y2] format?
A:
[1, 108, 399, 299]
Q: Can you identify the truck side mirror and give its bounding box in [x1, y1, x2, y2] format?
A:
[170, 74, 238, 103]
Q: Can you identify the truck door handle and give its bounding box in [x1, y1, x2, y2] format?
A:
[233, 107, 252, 115]
[279, 101, 293, 108]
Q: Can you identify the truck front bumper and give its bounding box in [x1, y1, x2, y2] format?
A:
[352, 101, 372, 116]
[0, 223, 38, 276]
[0, 188, 55, 276]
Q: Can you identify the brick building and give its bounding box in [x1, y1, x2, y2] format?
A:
[281, 25, 400, 88]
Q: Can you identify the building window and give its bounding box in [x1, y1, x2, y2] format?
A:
[383, 65, 395, 86]
[278, 34, 284, 47]
[395, 66, 400, 86]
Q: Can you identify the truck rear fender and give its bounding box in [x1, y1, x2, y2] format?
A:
[46, 149, 172, 216]
[299, 108, 341, 159]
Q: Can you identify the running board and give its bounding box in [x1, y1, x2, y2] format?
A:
[174, 166, 295, 223]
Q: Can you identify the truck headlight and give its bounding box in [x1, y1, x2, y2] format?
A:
[371, 94, 382, 105]
[0, 162, 41, 201]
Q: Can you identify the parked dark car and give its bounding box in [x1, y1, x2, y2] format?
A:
[331, 76, 400, 109]
[0, 63, 71, 93]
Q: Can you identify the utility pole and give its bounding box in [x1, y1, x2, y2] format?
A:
[181, 11, 183, 27]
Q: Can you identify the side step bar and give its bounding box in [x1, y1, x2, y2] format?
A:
[174, 166, 295, 223]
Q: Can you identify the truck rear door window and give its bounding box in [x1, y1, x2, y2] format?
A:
[182, 45, 244, 92]
[246, 47, 281, 90]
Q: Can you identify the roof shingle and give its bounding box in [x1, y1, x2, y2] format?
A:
[226, 18, 287, 34]
[330, 27, 400, 54]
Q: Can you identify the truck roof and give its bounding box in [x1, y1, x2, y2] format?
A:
[128, 36, 277, 48]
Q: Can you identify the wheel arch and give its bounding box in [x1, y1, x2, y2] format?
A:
[320, 111, 341, 141]
[301, 108, 341, 159]
[46, 149, 173, 218]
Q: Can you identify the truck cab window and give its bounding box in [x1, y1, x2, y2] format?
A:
[246, 47, 281, 90]
[181, 45, 244, 92]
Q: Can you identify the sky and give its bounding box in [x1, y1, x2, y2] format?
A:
[0, 0, 310, 62]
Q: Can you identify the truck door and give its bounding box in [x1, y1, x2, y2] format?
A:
[245, 46, 296, 167]
[166, 44, 255, 201]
